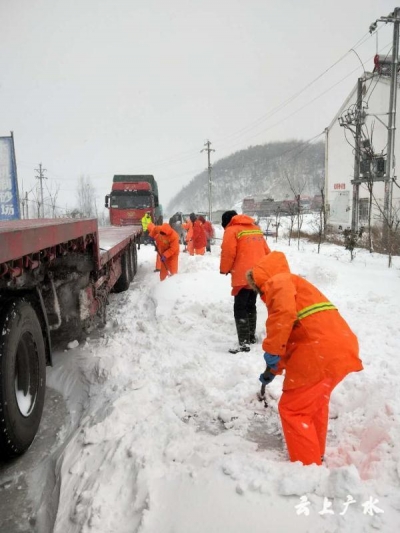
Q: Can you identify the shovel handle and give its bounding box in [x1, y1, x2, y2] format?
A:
[257, 383, 268, 408]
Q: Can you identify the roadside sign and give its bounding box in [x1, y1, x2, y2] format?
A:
[0, 134, 20, 221]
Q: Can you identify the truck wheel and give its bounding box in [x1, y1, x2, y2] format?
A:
[113, 252, 131, 293]
[0, 299, 46, 458]
[130, 243, 137, 278]
[127, 244, 134, 282]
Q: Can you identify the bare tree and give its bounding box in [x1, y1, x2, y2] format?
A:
[320, 183, 327, 239]
[45, 181, 61, 218]
[316, 185, 326, 253]
[76, 175, 98, 218]
[264, 216, 273, 237]
[294, 194, 305, 249]
[371, 193, 400, 267]
[30, 185, 42, 218]
[357, 181, 375, 254]
[308, 212, 323, 254]
[274, 205, 281, 243]
[282, 167, 307, 250]
[286, 202, 297, 246]
[97, 208, 109, 227]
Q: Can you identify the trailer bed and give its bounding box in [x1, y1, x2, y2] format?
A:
[98, 225, 141, 266]
[0, 218, 98, 264]
[0, 219, 141, 269]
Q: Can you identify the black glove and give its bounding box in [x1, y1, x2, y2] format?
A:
[259, 369, 275, 386]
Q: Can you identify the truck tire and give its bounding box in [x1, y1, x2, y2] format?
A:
[113, 252, 131, 293]
[127, 244, 134, 282]
[130, 242, 137, 278]
[0, 299, 46, 458]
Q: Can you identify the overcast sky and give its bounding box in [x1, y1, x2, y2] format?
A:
[0, 0, 395, 214]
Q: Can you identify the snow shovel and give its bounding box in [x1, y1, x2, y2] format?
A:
[155, 245, 172, 277]
[257, 383, 268, 408]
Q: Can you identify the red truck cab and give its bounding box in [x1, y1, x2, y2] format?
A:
[105, 175, 162, 227]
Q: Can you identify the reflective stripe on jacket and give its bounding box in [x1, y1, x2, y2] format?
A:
[297, 302, 337, 321]
[220, 214, 271, 287]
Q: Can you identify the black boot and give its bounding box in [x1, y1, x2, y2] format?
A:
[229, 318, 250, 354]
[248, 312, 257, 344]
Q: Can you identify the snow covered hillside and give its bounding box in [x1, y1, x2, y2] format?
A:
[37, 234, 400, 532]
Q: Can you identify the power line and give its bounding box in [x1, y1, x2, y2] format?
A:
[215, 42, 392, 154]
[213, 30, 377, 148]
[16, 35, 392, 203]
[37, 29, 379, 177]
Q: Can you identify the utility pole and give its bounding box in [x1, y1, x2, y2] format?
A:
[384, 8, 400, 228]
[351, 77, 364, 235]
[10, 132, 21, 218]
[25, 192, 29, 219]
[20, 195, 25, 219]
[369, 8, 400, 263]
[338, 76, 365, 237]
[201, 140, 215, 221]
[35, 163, 47, 218]
[20, 181, 25, 219]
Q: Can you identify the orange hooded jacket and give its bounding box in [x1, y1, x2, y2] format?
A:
[192, 219, 207, 249]
[251, 251, 363, 390]
[182, 220, 193, 243]
[198, 217, 214, 239]
[147, 222, 159, 239]
[151, 223, 180, 258]
[148, 223, 180, 279]
[220, 214, 271, 288]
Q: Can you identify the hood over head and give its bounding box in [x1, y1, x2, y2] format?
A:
[159, 223, 173, 236]
[198, 215, 206, 223]
[247, 251, 291, 290]
[228, 214, 258, 227]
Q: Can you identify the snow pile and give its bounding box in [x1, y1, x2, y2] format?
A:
[42, 238, 400, 532]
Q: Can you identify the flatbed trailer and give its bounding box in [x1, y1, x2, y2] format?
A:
[0, 218, 142, 458]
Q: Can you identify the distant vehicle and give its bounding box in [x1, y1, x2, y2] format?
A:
[169, 212, 187, 244]
[242, 195, 321, 217]
[105, 175, 163, 227]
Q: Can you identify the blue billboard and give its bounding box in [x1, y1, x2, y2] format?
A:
[0, 134, 21, 221]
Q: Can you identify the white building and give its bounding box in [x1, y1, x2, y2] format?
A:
[325, 71, 400, 230]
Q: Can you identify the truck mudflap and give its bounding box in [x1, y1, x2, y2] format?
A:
[36, 286, 53, 366]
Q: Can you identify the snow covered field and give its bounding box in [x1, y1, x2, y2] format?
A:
[31, 232, 400, 532]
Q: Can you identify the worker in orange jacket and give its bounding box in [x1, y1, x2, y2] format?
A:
[220, 210, 271, 353]
[192, 215, 207, 255]
[247, 251, 363, 466]
[148, 222, 162, 272]
[182, 216, 194, 256]
[198, 215, 214, 252]
[148, 222, 180, 281]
